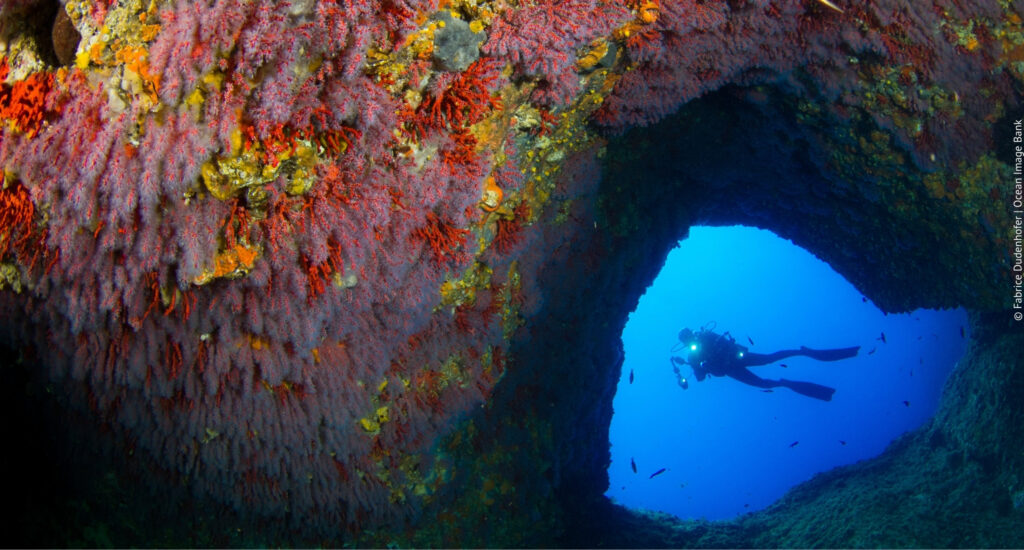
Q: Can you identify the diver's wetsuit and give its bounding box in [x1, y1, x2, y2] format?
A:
[674, 329, 859, 401]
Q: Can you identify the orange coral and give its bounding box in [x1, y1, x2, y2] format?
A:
[216, 244, 258, 275]
[192, 243, 259, 285]
[638, 0, 660, 24]
[249, 334, 271, 350]
[0, 179, 37, 260]
[480, 175, 503, 212]
[0, 63, 57, 137]
[115, 46, 161, 100]
[615, 0, 661, 41]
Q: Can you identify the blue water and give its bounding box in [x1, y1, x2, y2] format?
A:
[606, 225, 968, 520]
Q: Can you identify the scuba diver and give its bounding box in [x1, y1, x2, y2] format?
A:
[670, 324, 860, 401]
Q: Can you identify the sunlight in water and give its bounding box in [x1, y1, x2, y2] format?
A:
[606, 225, 968, 520]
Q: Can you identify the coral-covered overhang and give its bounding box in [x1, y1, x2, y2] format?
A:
[0, 0, 1021, 546]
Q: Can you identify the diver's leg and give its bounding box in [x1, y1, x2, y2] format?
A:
[798, 346, 861, 361]
[740, 350, 807, 367]
[741, 346, 861, 367]
[726, 368, 836, 401]
[778, 379, 836, 401]
[724, 367, 784, 389]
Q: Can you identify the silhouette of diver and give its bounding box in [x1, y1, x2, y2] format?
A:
[670, 325, 860, 401]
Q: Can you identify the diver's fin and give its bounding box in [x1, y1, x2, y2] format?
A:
[779, 379, 836, 401]
[798, 345, 860, 362]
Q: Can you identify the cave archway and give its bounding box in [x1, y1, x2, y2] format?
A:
[605, 224, 967, 522]
[455, 87, 1024, 548]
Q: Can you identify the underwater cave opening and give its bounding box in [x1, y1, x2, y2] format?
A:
[606, 225, 968, 521]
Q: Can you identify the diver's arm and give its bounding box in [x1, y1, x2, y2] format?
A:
[670, 359, 690, 389]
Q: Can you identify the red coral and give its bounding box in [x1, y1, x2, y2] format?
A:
[221, 200, 252, 249]
[242, 117, 361, 165]
[453, 303, 476, 334]
[422, 59, 502, 129]
[404, 58, 503, 144]
[0, 178, 37, 262]
[301, 238, 345, 301]
[439, 129, 480, 167]
[412, 211, 471, 266]
[398, 60, 503, 171]
[534, 107, 560, 137]
[166, 339, 183, 380]
[483, 0, 629, 104]
[493, 216, 522, 255]
[493, 200, 531, 255]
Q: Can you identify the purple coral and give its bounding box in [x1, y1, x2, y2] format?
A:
[0, 0, 510, 534]
[483, 0, 629, 105]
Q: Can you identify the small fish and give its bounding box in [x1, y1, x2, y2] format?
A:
[649, 468, 667, 479]
[629, 369, 634, 384]
[747, 336, 755, 346]
[959, 326, 965, 338]
[903, 400, 910, 407]
[761, 389, 774, 393]
[917, 335, 922, 340]
[839, 440, 847, 446]
[910, 370, 914, 376]
[861, 296, 867, 303]
[631, 457, 637, 473]
[789, 441, 799, 448]
[744, 503, 750, 508]
[779, 363, 788, 368]
[878, 332, 887, 343]
[867, 347, 877, 355]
